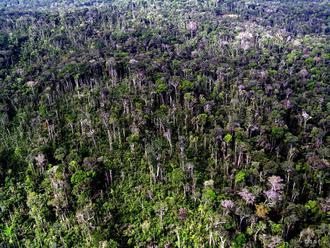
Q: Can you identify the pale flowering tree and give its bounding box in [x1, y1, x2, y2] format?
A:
[187, 21, 197, 37]
[187, 21, 197, 32]
[236, 31, 254, 50]
[204, 179, 214, 188]
[320, 197, 330, 213]
[264, 176, 284, 206]
[302, 110, 311, 129]
[238, 188, 256, 205]
[221, 199, 234, 210]
[178, 208, 187, 221]
[26, 80, 37, 87]
[264, 190, 282, 205]
[302, 110, 311, 121]
[268, 176, 284, 192]
[283, 99, 292, 109]
[299, 228, 317, 247]
[261, 235, 283, 248]
[25, 80, 38, 98]
[163, 129, 172, 152]
[35, 153, 46, 173]
[298, 68, 309, 78]
[35, 153, 45, 166]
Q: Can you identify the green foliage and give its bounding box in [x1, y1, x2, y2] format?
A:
[232, 233, 247, 248]
[271, 127, 285, 139]
[203, 188, 217, 202]
[3, 225, 13, 238]
[54, 147, 66, 161]
[287, 50, 301, 64]
[155, 78, 168, 93]
[235, 170, 246, 183]
[38, 104, 47, 118]
[304, 200, 319, 214]
[179, 80, 194, 91]
[295, 163, 309, 172]
[270, 222, 282, 235]
[224, 133, 232, 143]
[71, 170, 96, 186]
[320, 235, 330, 248]
[284, 132, 298, 145]
[127, 133, 140, 143]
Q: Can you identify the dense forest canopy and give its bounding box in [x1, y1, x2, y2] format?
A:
[0, 0, 329, 247]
